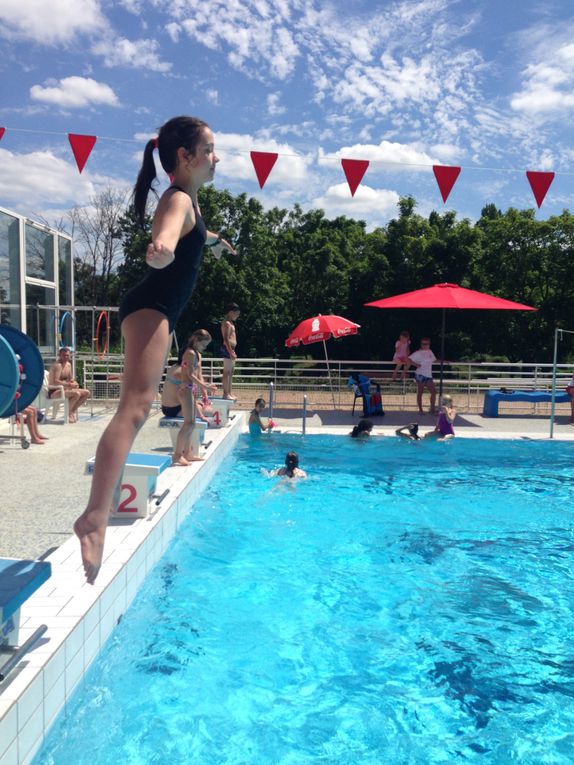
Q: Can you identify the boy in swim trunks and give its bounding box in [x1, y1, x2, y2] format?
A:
[221, 302, 240, 401]
[409, 338, 437, 415]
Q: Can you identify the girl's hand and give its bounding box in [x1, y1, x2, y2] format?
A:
[146, 241, 175, 269]
[210, 238, 237, 260]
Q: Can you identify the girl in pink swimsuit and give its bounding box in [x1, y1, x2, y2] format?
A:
[392, 330, 411, 381]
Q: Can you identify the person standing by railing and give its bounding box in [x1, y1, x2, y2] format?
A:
[220, 302, 240, 401]
[409, 338, 437, 415]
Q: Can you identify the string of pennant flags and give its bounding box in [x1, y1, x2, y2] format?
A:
[0, 126, 558, 208]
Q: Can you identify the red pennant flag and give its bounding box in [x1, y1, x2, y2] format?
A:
[250, 151, 278, 188]
[341, 158, 369, 197]
[0, 128, 5, 142]
[433, 165, 461, 203]
[526, 171, 555, 208]
[68, 133, 97, 173]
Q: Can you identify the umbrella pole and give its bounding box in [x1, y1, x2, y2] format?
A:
[439, 308, 446, 399]
[323, 340, 337, 409]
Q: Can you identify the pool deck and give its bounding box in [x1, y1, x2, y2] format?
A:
[1, 402, 573, 765]
[1, 403, 573, 562]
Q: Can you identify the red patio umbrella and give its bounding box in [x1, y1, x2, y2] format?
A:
[365, 283, 536, 396]
[286, 314, 360, 407]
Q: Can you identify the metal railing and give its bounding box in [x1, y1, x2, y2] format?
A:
[73, 354, 574, 414]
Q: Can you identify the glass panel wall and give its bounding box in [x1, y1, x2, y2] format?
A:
[0, 210, 21, 328]
[25, 223, 55, 281]
[58, 236, 73, 306]
[26, 283, 56, 351]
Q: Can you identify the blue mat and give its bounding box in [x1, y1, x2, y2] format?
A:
[0, 335, 19, 418]
[0, 326, 44, 417]
[0, 558, 52, 623]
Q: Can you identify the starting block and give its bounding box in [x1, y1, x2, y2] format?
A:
[208, 397, 234, 427]
[159, 417, 208, 449]
[0, 558, 51, 648]
[85, 452, 172, 518]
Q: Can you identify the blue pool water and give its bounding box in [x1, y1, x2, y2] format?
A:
[34, 436, 574, 764]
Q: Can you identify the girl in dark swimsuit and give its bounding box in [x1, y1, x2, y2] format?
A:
[74, 116, 236, 584]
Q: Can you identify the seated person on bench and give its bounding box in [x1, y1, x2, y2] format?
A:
[48, 347, 90, 423]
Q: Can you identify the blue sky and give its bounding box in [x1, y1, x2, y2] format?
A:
[1, 0, 573, 230]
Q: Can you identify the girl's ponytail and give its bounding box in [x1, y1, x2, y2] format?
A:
[133, 139, 158, 227]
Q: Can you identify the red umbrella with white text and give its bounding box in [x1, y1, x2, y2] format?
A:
[286, 314, 360, 407]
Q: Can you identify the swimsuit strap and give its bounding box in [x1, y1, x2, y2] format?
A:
[168, 185, 199, 211]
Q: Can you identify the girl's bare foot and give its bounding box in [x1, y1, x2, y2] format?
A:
[172, 456, 192, 466]
[74, 511, 108, 585]
[183, 454, 205, 462]
[31, 438, 45, 445]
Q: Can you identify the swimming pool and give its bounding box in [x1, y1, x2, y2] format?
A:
[33, 435, 574, 764]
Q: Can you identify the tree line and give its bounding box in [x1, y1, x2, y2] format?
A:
[69, 186, 574, 364]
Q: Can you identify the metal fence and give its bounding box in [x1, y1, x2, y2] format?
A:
[76, 354, 574, 414]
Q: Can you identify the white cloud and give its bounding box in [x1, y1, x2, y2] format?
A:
[165, 21, 180, 42]
[318, 141, 438, 172]
[206, 89, 219, 105]
[91, 37, 172, 72]
[312, 183, 400, 229]
[0, 0, 107, 44]
[30, 77, 119, 109]
[214, 132, 310, 187]
[511, 33, 574, 116]
[267, 93, 285, 116]
[430, 143, 464, 163]
[157, 0, 301, 81]
[0, 148, 95, 212]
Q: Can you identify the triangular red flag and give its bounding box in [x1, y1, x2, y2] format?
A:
[526, 171, 555, 208]
[341, 158, 369, 197]
[250, 151, 278, 188]
[0, 128, 5, 142]
[433, 165, 461, 203]
[68, 133, 97, 173]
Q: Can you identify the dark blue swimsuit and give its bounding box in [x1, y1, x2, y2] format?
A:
[119, 192, 207, 332]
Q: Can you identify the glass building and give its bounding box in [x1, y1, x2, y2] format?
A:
[0, 206, 74, 352]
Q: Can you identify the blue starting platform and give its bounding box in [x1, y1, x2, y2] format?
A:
[483, 389, 571, 418]
[0, 558, 51, 647]
[85, 452, 172, 518]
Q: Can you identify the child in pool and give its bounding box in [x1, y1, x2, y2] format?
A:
[350, 418, 374, 438]
[426, 395, 456, 440]
[396, 422, 421, 441]
[248, 397, 273, 435]
[274, 451, 307, 478]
